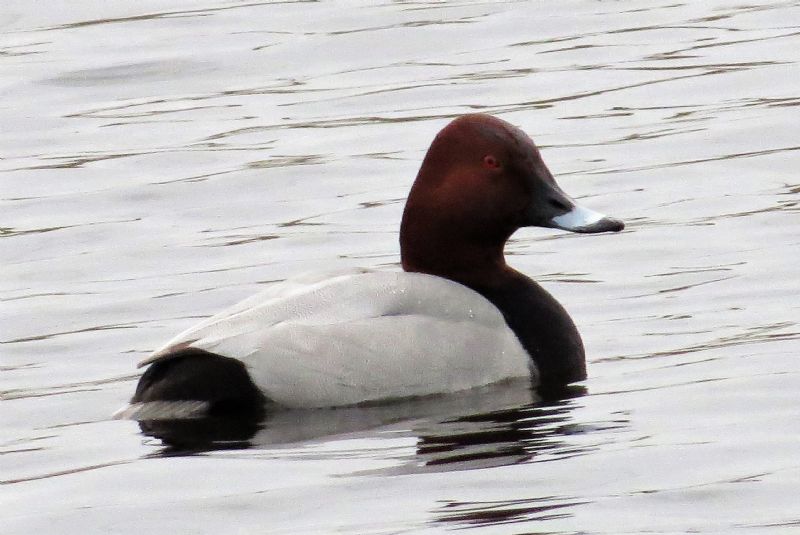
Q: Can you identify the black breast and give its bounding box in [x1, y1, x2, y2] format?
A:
[472, 273, 587, 388]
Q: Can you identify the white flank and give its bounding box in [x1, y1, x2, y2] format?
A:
[136, 269, 534, 409]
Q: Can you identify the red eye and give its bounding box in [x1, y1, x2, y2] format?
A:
[483, 155, 500, 169]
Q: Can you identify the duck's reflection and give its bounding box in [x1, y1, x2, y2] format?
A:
[433, 494, 589, 528]
[138, 379, 592, 470]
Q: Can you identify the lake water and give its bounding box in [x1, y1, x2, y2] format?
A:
[2, 1, 799, 533]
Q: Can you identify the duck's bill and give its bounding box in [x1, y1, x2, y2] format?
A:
[550, 204, 624, 233]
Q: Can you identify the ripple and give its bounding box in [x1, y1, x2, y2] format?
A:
[433, 496, 587, 528]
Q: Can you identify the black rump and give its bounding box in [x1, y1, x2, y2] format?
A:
[133, 348, 267, 418]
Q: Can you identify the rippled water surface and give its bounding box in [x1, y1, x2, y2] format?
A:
[2, 1, 799, 533]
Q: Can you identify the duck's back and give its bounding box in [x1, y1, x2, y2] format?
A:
[138, 269, 532, 408]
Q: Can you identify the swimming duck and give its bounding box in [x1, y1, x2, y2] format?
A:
[116, 114, 623, 418]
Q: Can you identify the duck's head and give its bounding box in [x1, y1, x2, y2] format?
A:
[400, 114, 623, 280]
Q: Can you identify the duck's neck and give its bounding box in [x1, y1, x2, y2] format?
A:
[400, 212, 586, 387]
[400, 231, 512, 290]
[400, 189, 517, 290]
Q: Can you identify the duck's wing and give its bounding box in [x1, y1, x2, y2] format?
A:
[140, 267, 372, 366]
[140, 270, 532, 407]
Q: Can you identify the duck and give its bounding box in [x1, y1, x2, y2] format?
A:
[115, 114, 623, 419]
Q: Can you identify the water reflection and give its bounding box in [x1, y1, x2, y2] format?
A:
[136, 381, 606, 472]
[413, 396, 595, 471]
[434, 495, 588, 529]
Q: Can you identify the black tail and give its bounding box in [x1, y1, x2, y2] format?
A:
[132, 348, 267, 418]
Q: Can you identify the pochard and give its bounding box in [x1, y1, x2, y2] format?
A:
[116, 114, 623, 419]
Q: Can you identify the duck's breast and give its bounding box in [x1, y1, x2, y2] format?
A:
[143, 269, 533, 408]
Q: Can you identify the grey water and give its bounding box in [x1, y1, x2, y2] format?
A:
[2, 1, 799, 533]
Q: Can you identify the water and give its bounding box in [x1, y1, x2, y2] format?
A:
[2, 1, 798, 533]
